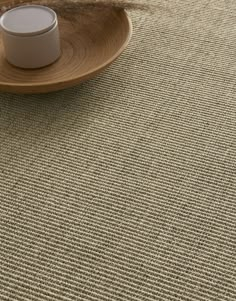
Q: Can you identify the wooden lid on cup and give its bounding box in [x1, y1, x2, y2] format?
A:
[0, 5, 57, 36]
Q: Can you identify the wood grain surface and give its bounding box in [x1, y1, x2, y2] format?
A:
[0, 3, 132, 94]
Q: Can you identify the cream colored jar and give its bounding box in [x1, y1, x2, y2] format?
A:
[0, 5, 61, 69]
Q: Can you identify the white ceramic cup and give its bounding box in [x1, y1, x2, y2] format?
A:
[0, 5, 61, 69]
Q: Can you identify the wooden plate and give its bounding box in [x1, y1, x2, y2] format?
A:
[0, 7, 132, 94]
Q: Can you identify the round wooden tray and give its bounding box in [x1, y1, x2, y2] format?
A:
[0, 8, 132, 94]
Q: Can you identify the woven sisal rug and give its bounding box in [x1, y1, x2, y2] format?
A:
[0, 1, 236, 300]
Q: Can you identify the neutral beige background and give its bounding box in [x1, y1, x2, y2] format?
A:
[0, 1, 236, 300]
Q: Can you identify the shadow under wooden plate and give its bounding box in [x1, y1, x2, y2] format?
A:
[0, 7, 132, 94]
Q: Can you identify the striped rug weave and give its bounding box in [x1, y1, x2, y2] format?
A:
[0, 1, 236, 300]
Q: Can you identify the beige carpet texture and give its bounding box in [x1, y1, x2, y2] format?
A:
[1, 0, 236, 300]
